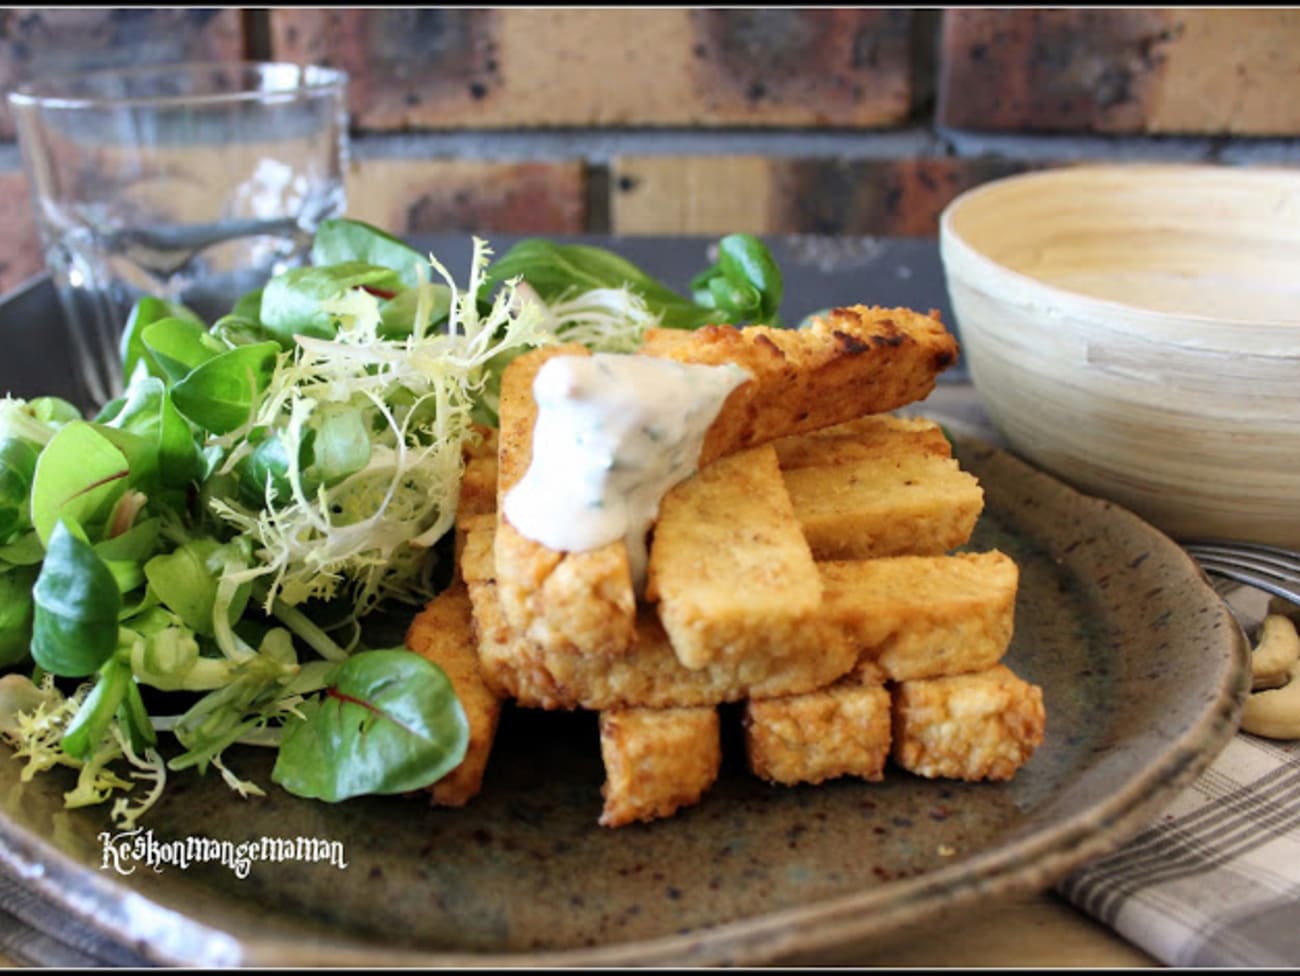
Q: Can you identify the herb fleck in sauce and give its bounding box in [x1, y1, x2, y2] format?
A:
[503, 353, 749, 591]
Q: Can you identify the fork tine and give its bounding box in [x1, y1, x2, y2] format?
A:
[1183, 548, 1300, 585]
[1183, 540, 1300, 558]
[1183, 540, 1300, 576]
[1191, 562, 1300, 606]
[1182, 540, 1300, 607]
[1190, 559, 1300, 603]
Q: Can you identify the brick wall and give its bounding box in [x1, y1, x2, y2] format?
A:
[2, 7, 1299, 295]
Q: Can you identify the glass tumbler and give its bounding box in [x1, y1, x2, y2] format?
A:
[7, 61, 349, 409]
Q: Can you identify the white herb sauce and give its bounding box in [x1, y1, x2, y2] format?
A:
[502, 352, 750, 590]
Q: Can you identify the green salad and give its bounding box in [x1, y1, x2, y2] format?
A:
[0, 219, 784, 826]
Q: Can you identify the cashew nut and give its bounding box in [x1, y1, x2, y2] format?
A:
[1266, 595, 1300, 627]
[1240, 614, 1300, 739]
[1249, 613, 1300, 692]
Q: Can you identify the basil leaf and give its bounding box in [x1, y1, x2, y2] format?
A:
[236, 429, 306, 508]
[100, 376, 203, 490]
[31, 519, 123, 678]
[272, 649, 468, 802]
[119, 296, 205, 384]
[485, 239, 705, 328]
[170, 341, 281, 435]
[0, 564, 37, 667]
[0, 531, 45, 567]
[210, 315, 274, 348]
[260, 263, 405, 346]
[140, 317, 222, 383]
[311, 218, 432, 289]
[689, 233, 783, 326]
[0, 436, 40, 542]
[61, 656, 132, 760]
[143, 538, 222, 637]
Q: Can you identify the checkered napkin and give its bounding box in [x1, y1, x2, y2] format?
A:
[1058, 733, 1300, 967]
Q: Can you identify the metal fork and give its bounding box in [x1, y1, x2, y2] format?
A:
[1182, 540, 1300, 608]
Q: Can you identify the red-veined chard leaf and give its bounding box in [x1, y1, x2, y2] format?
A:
[271, 648, 468, 802]
[29, 422, 131, 547]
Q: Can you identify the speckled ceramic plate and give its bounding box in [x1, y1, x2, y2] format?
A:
[0, 434, 1249, 967]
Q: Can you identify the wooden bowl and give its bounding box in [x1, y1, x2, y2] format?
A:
[939, 163, 1300, 547]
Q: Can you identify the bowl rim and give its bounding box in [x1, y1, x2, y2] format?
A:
[938, 163, 1300, 334]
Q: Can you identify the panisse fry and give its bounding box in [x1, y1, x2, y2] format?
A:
[769, 414, 953, 470]
[781, 453, 984, 560]
[493, 344, 639, 658]
[645, 444, 822, 671]
[891, 664, 1046, 782]
[598, 705, 722, 828]
[640, 305, 958, 465]
[404, 582, 503, 807]
[818, 551, 1019, 681]
[744, 661, 892, 787]
[468, 577, 859, 711]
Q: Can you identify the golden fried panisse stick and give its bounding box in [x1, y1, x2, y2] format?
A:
[598, 705, 722, 828]
[769, 413, 953, 470]
[640, 305, 959, 466]
[891, 664, 1046, 782]
[404, 582, 504, 807]
[645, 444, 822, 671]
[743, 661, 892, 787]
[782, 453, 984, 560]
[493, 344, 640, 658]
[468, 575, 859, 711]
[818, 551, 1019, 680]
[489, 307, 958, 664]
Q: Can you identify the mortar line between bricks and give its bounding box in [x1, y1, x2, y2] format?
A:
[6, 129, 1300, 178]
[341, 128, 1300, 166]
